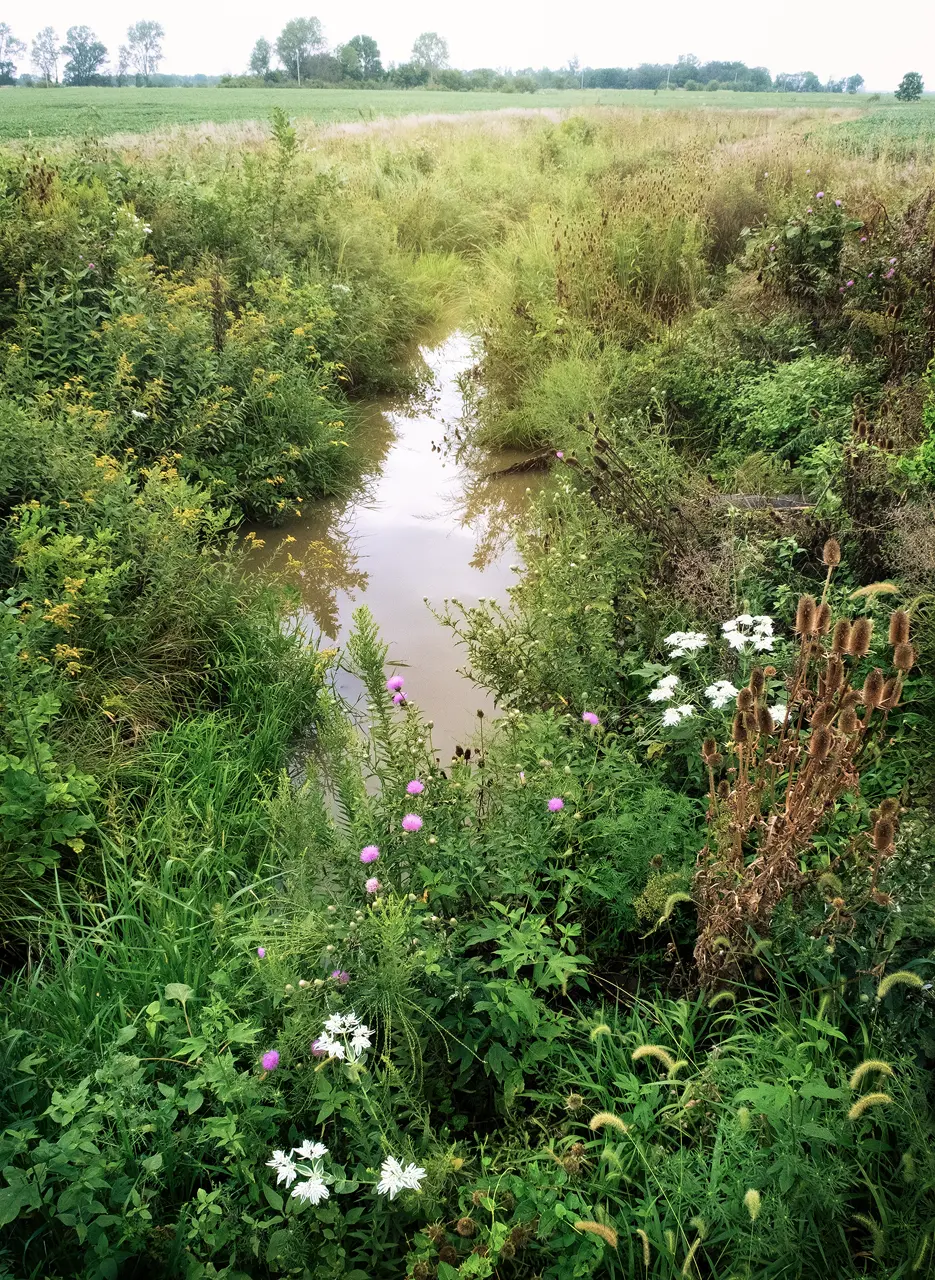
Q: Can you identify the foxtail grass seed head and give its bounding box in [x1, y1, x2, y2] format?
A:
[862, 668, 885, 709]
[832, 619, 852, 654]
[815, 602, 832, 634]
[589, 1022, 612, 1040]
[848, 1091, 894, 1120]
[660, 891, 693, 921]
[849, 616, 873, 657]
[823, 537, 842, 567]
[889, 609, 911, 646]
[849, 1059, 895, 1090]
[589, 1110, 630, 1134]
[893, 642, 915, 673]
[743, 1189, 762, 1222]
[707, 988, 736, 1008]
[635, 1228, 651, 1266]
[795, 594, 817, 635]
[631, 1044, 677, 1073]
[877, 970, 924, 999]
[573, 1221, 618, 1248]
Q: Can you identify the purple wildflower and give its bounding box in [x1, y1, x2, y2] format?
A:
[257, 946, 266, 959]
[889, 257, 897, 264]
[846, 279, 854, 288]
[386, 676, 404, 692]
[768, 245, 776, 253]
[406, 779, 425, 795]
[582, 711, 600, 726]
[806, 207, 813, 214]
[816, 191, 824, 199]
[868, 272, 873, 278]
[392, 692, 407, 705]
[330, 969, 350, 985]
[360, 845, 380, 864]
[401, 813, 423, 833]
[885, 267, 895, 279]
[835, 199, 842, 207]
[261, 1050, 280, 1072]
[860, 235, 868, 242]
[311, 1038, 326, 1057]
[555, 450, 564, 459]
[365, 876, 381, 894]
[547, 797, 564, 812]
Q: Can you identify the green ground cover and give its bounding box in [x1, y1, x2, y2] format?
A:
[0, 85, 919, 142]
[1, 104, 934, 1279]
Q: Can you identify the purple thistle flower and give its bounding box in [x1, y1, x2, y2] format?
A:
[365, 876, 381, 894]
[256, 946, 266, 959]
[839, 286, 846, 293]
[547, 797, 564, 812]
[392, 691, 407, 705]
[860, 235, 868, 242]
[885, 267, 895, 278]
[582, 711, 600, 726]
[311, 1038, 326, 1057]
[406, 779, 424, 795]
[889, 257, 897, 264]
[846, 279, 854, 288]
[261, 1050, 280, 1072]
[806, 207, 813, 214]
[330, 969, 350, 985]
[386, 676, 404, 692]
[835, 199, 842, 207]
[360, 845, 380, 864]
[555, 450, 564, 459]
[816, 191, 824, 199]
[401, 813, 423, 833]
[868, 272, 873, 278]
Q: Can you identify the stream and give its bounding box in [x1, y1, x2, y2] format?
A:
[254, 332, 543, 756]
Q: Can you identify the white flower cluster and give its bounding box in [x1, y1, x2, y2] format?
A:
[722, 614, 775, 653]
[267, 1140, 332, 1205]
[376, 1155, 427, 1199]
[662, 704, 695, 727]
[648, 673, 680, 703]
[664, 630, 708, 658]
[704, 679, 739, 710]
[313, 1011, 373, 1063]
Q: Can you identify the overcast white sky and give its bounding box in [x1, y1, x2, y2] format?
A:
[15, 0, 935, 90]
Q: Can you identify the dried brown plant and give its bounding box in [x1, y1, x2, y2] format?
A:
[693, 591, 913, 986]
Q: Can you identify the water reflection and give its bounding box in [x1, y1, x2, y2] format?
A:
[253, 332, 543, 754]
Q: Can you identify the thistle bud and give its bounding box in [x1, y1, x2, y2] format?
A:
[893, 642, 915, 673]
[808, 726, 832, 761]
[832, 619, 852, 654]
[822, 537, 842, 567]
[795, 594, 817, 636]
[888, 609, 910, 647]
[873, 817, 895, 853]
[861, 668, 885, 709]
[737, 688, 754, 712]
[848, 616, 873, 657]
[815, 602, 832, 634]
[749, 667, 765, 697]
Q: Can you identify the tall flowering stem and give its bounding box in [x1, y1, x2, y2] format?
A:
[693, 582, 912, 986]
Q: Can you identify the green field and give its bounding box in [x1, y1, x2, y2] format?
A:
[0, 84, 914, 142]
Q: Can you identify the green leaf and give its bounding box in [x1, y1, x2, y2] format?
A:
[115, 1025, 138, 1046]
[164, 983, 194, 1006]
[266, 1228, 291, 1262]
[262, 1185, 284, 1211]
[184, 1089, 204, 1115]
[141, 1153, 163, 1174]
[437, 1265, 460, 1280]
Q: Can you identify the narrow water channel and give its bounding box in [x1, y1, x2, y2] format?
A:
[254, 332, 543, 755]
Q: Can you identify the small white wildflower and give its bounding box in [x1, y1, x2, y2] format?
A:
[664, 630, 708, 657]
[769, 704, 787, 724]
[131, 409, 147, 420]
[291, 1173, 330, 1205]
[377, 1156, 426, 1199]
[293, 1140, 328, 1161]
[675, 703, 695, 719]
[266, 1150, 298, 1188]
[705, 679, 739, 709]
[662, 707, 683, 727]
[753, 635, 775, 652]
[648, 673, 679, 702]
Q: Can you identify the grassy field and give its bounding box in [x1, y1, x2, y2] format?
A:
[0, 84, 918, 142]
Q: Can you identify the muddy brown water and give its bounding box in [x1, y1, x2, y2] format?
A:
[252, 332, 543, 758]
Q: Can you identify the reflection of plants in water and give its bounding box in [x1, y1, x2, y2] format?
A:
[274, 522, 370, 639]
[455, 464, 541, 570]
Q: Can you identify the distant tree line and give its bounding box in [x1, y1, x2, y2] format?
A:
[0, 17, 925, 99]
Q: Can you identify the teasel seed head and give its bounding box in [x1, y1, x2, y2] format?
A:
[839, 706, 860, 735]
[809, 726, 832, 761]
[873, 817, 896, 853]
[810, 701, 834, 728]
[756, 706, 774, 736]
[879, 797, 900, 818]
[456, 1218, 476, 1238]
[881, 677, 900, 709]
[822, 537, 842, 567]
[749, 667, 766, 697]
[717, 779, 730, 800]
[732, 712, 748, 744]
[744, 710, 759, 735]
[849, 616, 873, 657]
[893, 642, 915, 673]
[737, 687, 754, 712]
[841, 688, 862, 710]
[823, 652, 844, 693]
[888, 609, 910, 646]
[795, 594, 817, 636]
[763, 664, 777, 677]
[701, 738, 722, 768]
[862, 668, 885, 709]
[832, 619, 851, 654]
[815, 602, 831, 634]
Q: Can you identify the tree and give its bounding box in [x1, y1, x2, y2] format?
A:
[344, 34, 381, 80]
[410, 31, 449, 79]
[0, 22, 26, 84]
[31, 26, 59, 85]
[116, 45, 131, 86]
[249, 37, 271, 78]
[126, 20, 164, 83]
[61, 26, 107, 85]
[895, 71, 923, 102]
[275, 17, 324, 83]
[845, 74, 864, 94]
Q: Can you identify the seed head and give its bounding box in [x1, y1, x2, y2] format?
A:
[809, 726, 832, 761]
[889, 609, 910, 646]
[861, 668, 885, 709]
[456, 1217, 476, 1238]
[749, 667, 765, 696]
[717, 779, 730, 800]
[832, 619, 852, 654]
[822, 537, 842, 567]
[732, 712, 747, 744]
[879, 796, 900, 818]
[815, 602, 832, 634]
[737, 687, 754, 711]
[756, 706, 774, 736]
[810, 701, 833, 728]
[795, 594, 817, 636]
[873, 817, 895, 853]
[893, 642, 915, 672]
[839, 707, 860, 734]
[848, 617, 873, 657]
[823, 652, 844, 692]
[881, 678, 900, 709]
[565, 1092, 585, 1112]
